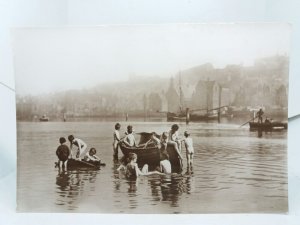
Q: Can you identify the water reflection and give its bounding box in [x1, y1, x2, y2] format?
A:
[127, 180, 138, 193]
[55, 168, 98, 210]
[147, 174, 196, 207]
[18, 122, 288, 213]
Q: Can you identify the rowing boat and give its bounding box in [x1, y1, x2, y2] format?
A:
[249, 121, 287, 130]
[120, 132, 182, 173]
[57, 158, 105, 170]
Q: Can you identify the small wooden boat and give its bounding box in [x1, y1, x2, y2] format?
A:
[39, 115, 49, 122]
[249, 121, 287, 130]
[167, 112, 186, 122]
[190, 113, 218, 121]
[120, 132, 182, 173]
[65, 158, 105, 170]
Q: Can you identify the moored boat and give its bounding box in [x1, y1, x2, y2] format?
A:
[167, 111, 221, 122]
[39, 114, 49, 122]
[166, 112, 186, 122]
[249, 121, 287, 130]
[120, 132, 182, 173]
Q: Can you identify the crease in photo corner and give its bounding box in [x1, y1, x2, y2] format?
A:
[0, 81, 15, 93]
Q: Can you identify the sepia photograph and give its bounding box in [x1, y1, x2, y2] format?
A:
[14, 23, 290, 213]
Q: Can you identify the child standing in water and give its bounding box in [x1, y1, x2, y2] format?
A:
[182, 131, 194, 174]
[168, 124, 183, 160]
[123, 125, 136, 147]
[56, 137, 70, 169]
[113, 123, 121, 160]
[68, 135, 87, 160]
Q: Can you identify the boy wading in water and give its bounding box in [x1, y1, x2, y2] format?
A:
[56, 137, 70, 169]
[113, 123, 121, 161]
[160, 153, 172, 174]
[125, 153, 163, 179]
[123, 125, 137, 147]
[182, 131, 194, 174]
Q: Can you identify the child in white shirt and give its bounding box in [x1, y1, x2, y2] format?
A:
[68, 135, 87, 160]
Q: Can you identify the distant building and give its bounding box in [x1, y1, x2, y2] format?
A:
[159, 90, 168, 112]
[221, 87, 231, 107]
[165, 77, 181, 113]
[181, 83, 196, 108]
[276, 85, 288, 107]
[191, 80, 221, 112]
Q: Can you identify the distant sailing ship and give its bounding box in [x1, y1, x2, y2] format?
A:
[166, 72, 226, 122]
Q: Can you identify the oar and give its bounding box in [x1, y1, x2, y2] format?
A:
[240, 116, 257, 127]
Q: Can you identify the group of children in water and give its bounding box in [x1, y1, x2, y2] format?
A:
[56, 135, 100, 169]
[56, 123, 195, 176]
[114, 123, 195, 176]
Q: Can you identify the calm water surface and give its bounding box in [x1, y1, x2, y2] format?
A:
[17, 121, 288, 213]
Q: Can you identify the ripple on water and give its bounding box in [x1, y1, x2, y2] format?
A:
[17, 121, 288, 213]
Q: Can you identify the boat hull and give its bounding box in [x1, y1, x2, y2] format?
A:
[166, 112, 186, 122]
[120, 143, 182, 173]
[249, 121, 287, 130]
[167, 112, 218, 122]
[39, 118, 49, 122]
[66, 158, 102, 170]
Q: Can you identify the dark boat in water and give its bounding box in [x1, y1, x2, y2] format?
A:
[167, 109, 222, 122]
[166, 112, 186, 122]
[39, 114, 49, 122]
[66, 158, 105, 170]
[249, 121, 287, 130]
[120, 132, 182, 173]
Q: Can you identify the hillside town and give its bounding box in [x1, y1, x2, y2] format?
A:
[16, 55, 288, 121]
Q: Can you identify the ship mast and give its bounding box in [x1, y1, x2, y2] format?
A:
[179, 71, 183, 113]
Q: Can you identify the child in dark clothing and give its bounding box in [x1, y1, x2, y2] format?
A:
[56, 137, 70, 169]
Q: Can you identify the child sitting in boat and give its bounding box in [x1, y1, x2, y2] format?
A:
[113, 123, 121, 160]
[68, 135, 88, 160]
[160, 131, 168, 150]
[159, 153, 172, 174]
[168, 124, 183, 160]
[84, 148, 101, 162]
[123, 125, 137, 147]
[56, 137, 70, 169]
[143, 132, 161, 148]
[182, 131, 194, 174]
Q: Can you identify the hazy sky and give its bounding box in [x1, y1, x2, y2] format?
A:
[12, 23, 291, 95]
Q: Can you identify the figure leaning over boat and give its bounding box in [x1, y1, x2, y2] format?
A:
[55, 134, 104, 170]
[116, 123, 194, 175]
